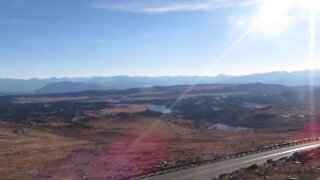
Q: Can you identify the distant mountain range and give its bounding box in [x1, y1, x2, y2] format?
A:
[34, 81, 104, 94]
[1, 70, 320, 95]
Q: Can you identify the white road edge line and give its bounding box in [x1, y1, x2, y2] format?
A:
[173, 143, 320, 180]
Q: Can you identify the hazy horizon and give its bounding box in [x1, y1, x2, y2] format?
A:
[0, 68, 318, 80]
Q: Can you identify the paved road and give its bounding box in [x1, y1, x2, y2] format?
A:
[147, 141, 320, 180]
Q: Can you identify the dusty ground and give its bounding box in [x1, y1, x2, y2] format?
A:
[0, 121, 92, 179]
[1, 84, 318, 179]
[0, 117, 298, 180]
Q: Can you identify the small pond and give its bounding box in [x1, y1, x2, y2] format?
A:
[209, 123, 252, 132]
[145, 104, 171, 114]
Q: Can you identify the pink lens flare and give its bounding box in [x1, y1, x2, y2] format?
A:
[294, 121, 320, 141]
[85, 134, 168, 179]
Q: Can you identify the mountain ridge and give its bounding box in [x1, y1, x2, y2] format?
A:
[1, 70, 320, 95]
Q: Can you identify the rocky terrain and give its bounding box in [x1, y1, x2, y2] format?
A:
[0, 83, 320, 179]
[216, 147, 320, 180]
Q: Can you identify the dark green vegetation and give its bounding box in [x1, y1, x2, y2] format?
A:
[1, 83, 320, 179]
[1, 83, 320, 130]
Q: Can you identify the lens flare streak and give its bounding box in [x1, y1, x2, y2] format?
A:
[167, 23, 257, 111]
[309, 9, 316, 137]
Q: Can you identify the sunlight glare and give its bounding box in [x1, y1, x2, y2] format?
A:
[255, 0, 320, 33]
[255, 0, 293, 33]
[297, 0, 320, 11]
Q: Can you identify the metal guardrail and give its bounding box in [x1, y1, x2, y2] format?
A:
[120, 137, 320, 180]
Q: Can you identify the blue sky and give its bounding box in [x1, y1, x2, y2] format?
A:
[0, 0, 319, 79]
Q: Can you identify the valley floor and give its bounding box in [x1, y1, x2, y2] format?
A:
[1, 84, 319, 179]
[0, 119, 297, 180]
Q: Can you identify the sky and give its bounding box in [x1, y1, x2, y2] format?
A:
[0, 0, 319, 79]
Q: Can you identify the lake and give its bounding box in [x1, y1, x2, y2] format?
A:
[209, 123, 252, 132]
[145, 104, 171, 114]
